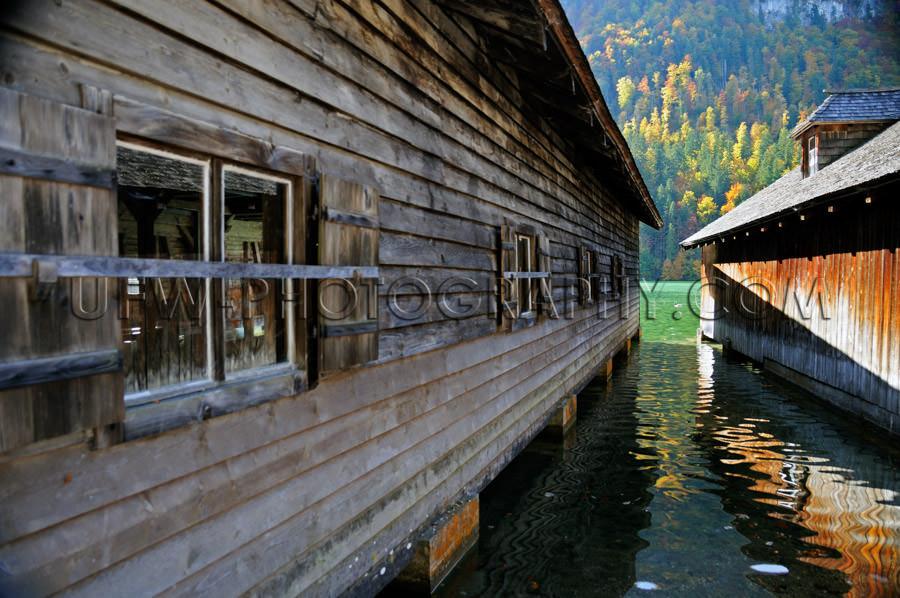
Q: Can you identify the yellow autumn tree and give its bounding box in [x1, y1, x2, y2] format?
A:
[696, 194, 718, 225]
[721, 183, 743, 215]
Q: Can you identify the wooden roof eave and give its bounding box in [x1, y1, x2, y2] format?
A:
[533, 0, 663, 229]
[790, 118, 897, 139]
[443, 0, 663, 229]
[679, 172, 898, 250]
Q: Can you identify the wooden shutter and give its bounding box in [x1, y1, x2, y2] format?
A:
[591, 250, 602, 302]
[0, 87, 123, 452]
[317, 174, 379, 375]
[612, 254, 624, 297]
[578, 245, 592, 305]
[537, 235, 557, 318]
[498, 223, 519, 329]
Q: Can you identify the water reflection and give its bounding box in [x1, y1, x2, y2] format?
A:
[434, 342, 900, 597]
[693, 343, 900, 597]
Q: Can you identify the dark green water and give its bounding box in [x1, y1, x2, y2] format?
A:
[434, 290, 900, 597]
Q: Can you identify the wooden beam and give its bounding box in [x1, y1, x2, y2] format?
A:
[435, 0, 543, 45]
[0, 148, 116, 188]
[0, 350, 122, 391]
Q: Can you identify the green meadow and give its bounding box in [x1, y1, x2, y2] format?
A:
[639, 280, 701, 343]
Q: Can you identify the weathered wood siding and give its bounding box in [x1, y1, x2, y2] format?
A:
[700, 182, 900, 434]
[0, 1, 642, 596]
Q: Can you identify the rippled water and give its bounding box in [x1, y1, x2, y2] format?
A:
[434, 341, 900, 597]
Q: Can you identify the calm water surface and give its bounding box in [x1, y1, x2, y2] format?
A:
[435, 289, 900, 597]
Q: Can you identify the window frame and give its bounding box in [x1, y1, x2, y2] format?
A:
[499, 223, 550, 331]
[116, 138, 307, 408]
[0, 94, 381, 441]
[515, 232, 536, 318]
[808, 136, 818, 175]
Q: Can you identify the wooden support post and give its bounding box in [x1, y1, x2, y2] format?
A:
[603, 359, 613, 379]
[545, 394, 577, 438]
[388, 496, 479, 595]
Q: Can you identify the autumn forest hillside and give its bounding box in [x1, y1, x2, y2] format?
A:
[562, 0, 900, 279]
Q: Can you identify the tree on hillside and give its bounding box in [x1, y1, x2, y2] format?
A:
[563, 0, 899, 279]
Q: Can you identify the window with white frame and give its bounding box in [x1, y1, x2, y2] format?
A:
[117, 141, 297, 395]
[498, 223, 552, 329]
[808, 136, 818, 175]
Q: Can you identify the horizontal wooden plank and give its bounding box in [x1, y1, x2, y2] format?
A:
[0, 349, 122, 390]
[377, 267, 496, 296]
[105, 0, 629, 241]
[163, 311, 627, 597]
[0, 253, 378, 280]
[378, 290, 495, 330]
[321, 321, 378, 338]
[378, 315, 497, 362]
[0, 295, 608, 542]
[380, 233, 494, 271]
[322, 206, 379, 229]
[114, 97, 311, 175]
[94, 0, 602, 234]
[0, 148, 115, 188]
[0, 33, 625, 250]
[0, 310, 616, 592]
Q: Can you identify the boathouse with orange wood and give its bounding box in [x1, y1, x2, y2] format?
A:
[682, 89, 900, 435]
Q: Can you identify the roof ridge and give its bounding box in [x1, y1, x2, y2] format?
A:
[823, 87, 900, 93]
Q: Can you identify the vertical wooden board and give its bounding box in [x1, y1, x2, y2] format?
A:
[536, 235, 554, 317]
[318, 174, 379, 374]
[0, 86, 115, 168]
[320, 173, 377, 216]
[0, 177, 30, 360]
[576, 245, 587, 304]
[0, 87, 24, 149]
[0, 176, 33, 450]
[497, 224, 517, 327]
[290, 159, 313, 369]
[21, 182, 118, 355]
[884, 246, 897, 390]
[0, 89, 122, 451]
[320, 226, 379, 268]
[590, 249, 601, 301]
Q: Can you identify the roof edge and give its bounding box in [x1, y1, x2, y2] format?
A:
[679, 169, 898, 249]
[535, 0, 663, 229]
[791, 118, 897, 139]
[823, 86, 900, 94]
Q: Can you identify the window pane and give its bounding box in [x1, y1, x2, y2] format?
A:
[117, 145, 208, 393]
[223, 169, 287, 374]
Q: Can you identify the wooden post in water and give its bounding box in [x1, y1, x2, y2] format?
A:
[387, 496, 480, 595]
[545, 394, 578, 439]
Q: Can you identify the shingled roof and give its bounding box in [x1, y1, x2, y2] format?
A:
[681, 120, 900, 249]
[791, 87, 900, 137]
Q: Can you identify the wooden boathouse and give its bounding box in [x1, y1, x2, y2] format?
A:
[682, 88, 900, 435]
[0, 1, 661, 596]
